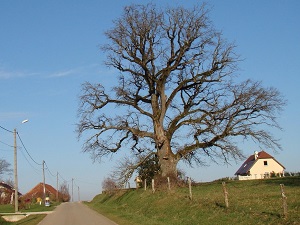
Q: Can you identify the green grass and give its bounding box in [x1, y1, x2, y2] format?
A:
[0, 202, 59, 225]
[0, 202, 59, 213]
[0, 214, 46, 225]
[86, 176, 300, 225]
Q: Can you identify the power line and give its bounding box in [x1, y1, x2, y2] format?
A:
[58, 172, 70, 183]
[0, 140, 13, 148]
[17, 132, 42, 166]
[44, 161, 56, 177]
[0, 125, 13, 133]
[18, 147, 40, 175]
[75, 178, 99, 186]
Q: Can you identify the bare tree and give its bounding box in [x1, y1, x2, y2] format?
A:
[102, 177, 118, 193]
[77, 3, 285, 180]
[59, 181, 70, 202]
[0, 159, 12, 178]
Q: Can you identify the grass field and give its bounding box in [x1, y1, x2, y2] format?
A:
[86, 176, 300, 225]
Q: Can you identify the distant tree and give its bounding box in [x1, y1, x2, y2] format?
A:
[77, 3, 285, 182]
[0, 159, 12, 178]
[102, 177, 118, 193]
[59, 181, 70, 202]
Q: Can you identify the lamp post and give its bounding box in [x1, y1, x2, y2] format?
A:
[13, 119, 29, 212]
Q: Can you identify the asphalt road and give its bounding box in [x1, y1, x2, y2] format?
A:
[38, 202, 118, 225]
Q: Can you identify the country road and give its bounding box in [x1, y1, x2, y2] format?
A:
[38, 202, 118, 225]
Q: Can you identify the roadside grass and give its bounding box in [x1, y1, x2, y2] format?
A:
[0, 202, 60, 225]
[0, 202, 59, 213]
[86, 176, 300, 225]
[0, 214, 46, 225]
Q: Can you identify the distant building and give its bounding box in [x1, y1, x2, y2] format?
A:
[235, 151, 285, 180]
[22, 183, 70, 202]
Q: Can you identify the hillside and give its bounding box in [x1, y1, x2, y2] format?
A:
[86, 177, 300, 225]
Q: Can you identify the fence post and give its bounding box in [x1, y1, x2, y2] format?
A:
[152, 179, 155, 193]
[167, 177, 171, 191]
[280, 184, 288, 218]
[144, 179, 147, 191]
[188, 177, 192, 200]
[222, 182, 229, 208]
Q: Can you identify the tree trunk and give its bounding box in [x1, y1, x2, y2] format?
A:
[157, 144, 178, 178]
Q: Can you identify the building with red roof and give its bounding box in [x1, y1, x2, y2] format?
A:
[235, 151, 285, 180]
[22, 183, 70, 203]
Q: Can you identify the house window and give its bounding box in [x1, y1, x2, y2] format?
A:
[264, 161, 268, 166]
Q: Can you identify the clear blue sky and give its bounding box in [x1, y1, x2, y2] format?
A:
[0, 0, 299, 201]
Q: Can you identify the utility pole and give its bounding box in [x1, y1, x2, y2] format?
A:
[13, 129, 18, 212]
[56, 172, 59, 201]
[13, 119, 29, 212]
[78, 186, 80, 202]
[42, 160, 46, 203]
[72, 178, 74, 202]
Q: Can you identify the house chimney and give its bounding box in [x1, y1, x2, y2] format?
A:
[254, 151, 258, 160]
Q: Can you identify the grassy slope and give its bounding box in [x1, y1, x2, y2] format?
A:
[86, 177, 300, 225]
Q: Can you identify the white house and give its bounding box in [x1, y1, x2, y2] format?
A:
[235, 151, 285, 180]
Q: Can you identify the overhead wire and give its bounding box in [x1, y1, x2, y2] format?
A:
[0, 125, 13, 133]
[0, 125, 14, 150]
[44, 161, 56, 177]
[17, 132, 42, 166]
[0, 140, 13, 148]
[18, 147, 41, 175]
[1, 124, 74, 192]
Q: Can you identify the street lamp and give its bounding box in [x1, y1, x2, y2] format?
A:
[14, 119, 29, 212]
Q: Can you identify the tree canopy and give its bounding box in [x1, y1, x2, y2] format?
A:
[77, 3, 285, 183]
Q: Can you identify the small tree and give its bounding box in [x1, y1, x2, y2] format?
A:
[137, 154, 160, 187]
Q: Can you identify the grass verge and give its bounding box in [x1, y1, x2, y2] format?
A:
[86, 176, 300, 225]
[0, 214, 46, 225]
[0, 202, 60, 225]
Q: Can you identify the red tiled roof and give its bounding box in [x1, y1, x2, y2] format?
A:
[22, 183, 70, 202]
[22, 183, 59, 200]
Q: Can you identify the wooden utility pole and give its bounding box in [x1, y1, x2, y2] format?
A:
[13, 129, 18, 212]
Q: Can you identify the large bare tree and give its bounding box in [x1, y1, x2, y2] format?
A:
[77, 3, 285, 180]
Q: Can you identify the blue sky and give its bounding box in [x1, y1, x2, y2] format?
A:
[0, 0, 299, 201]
